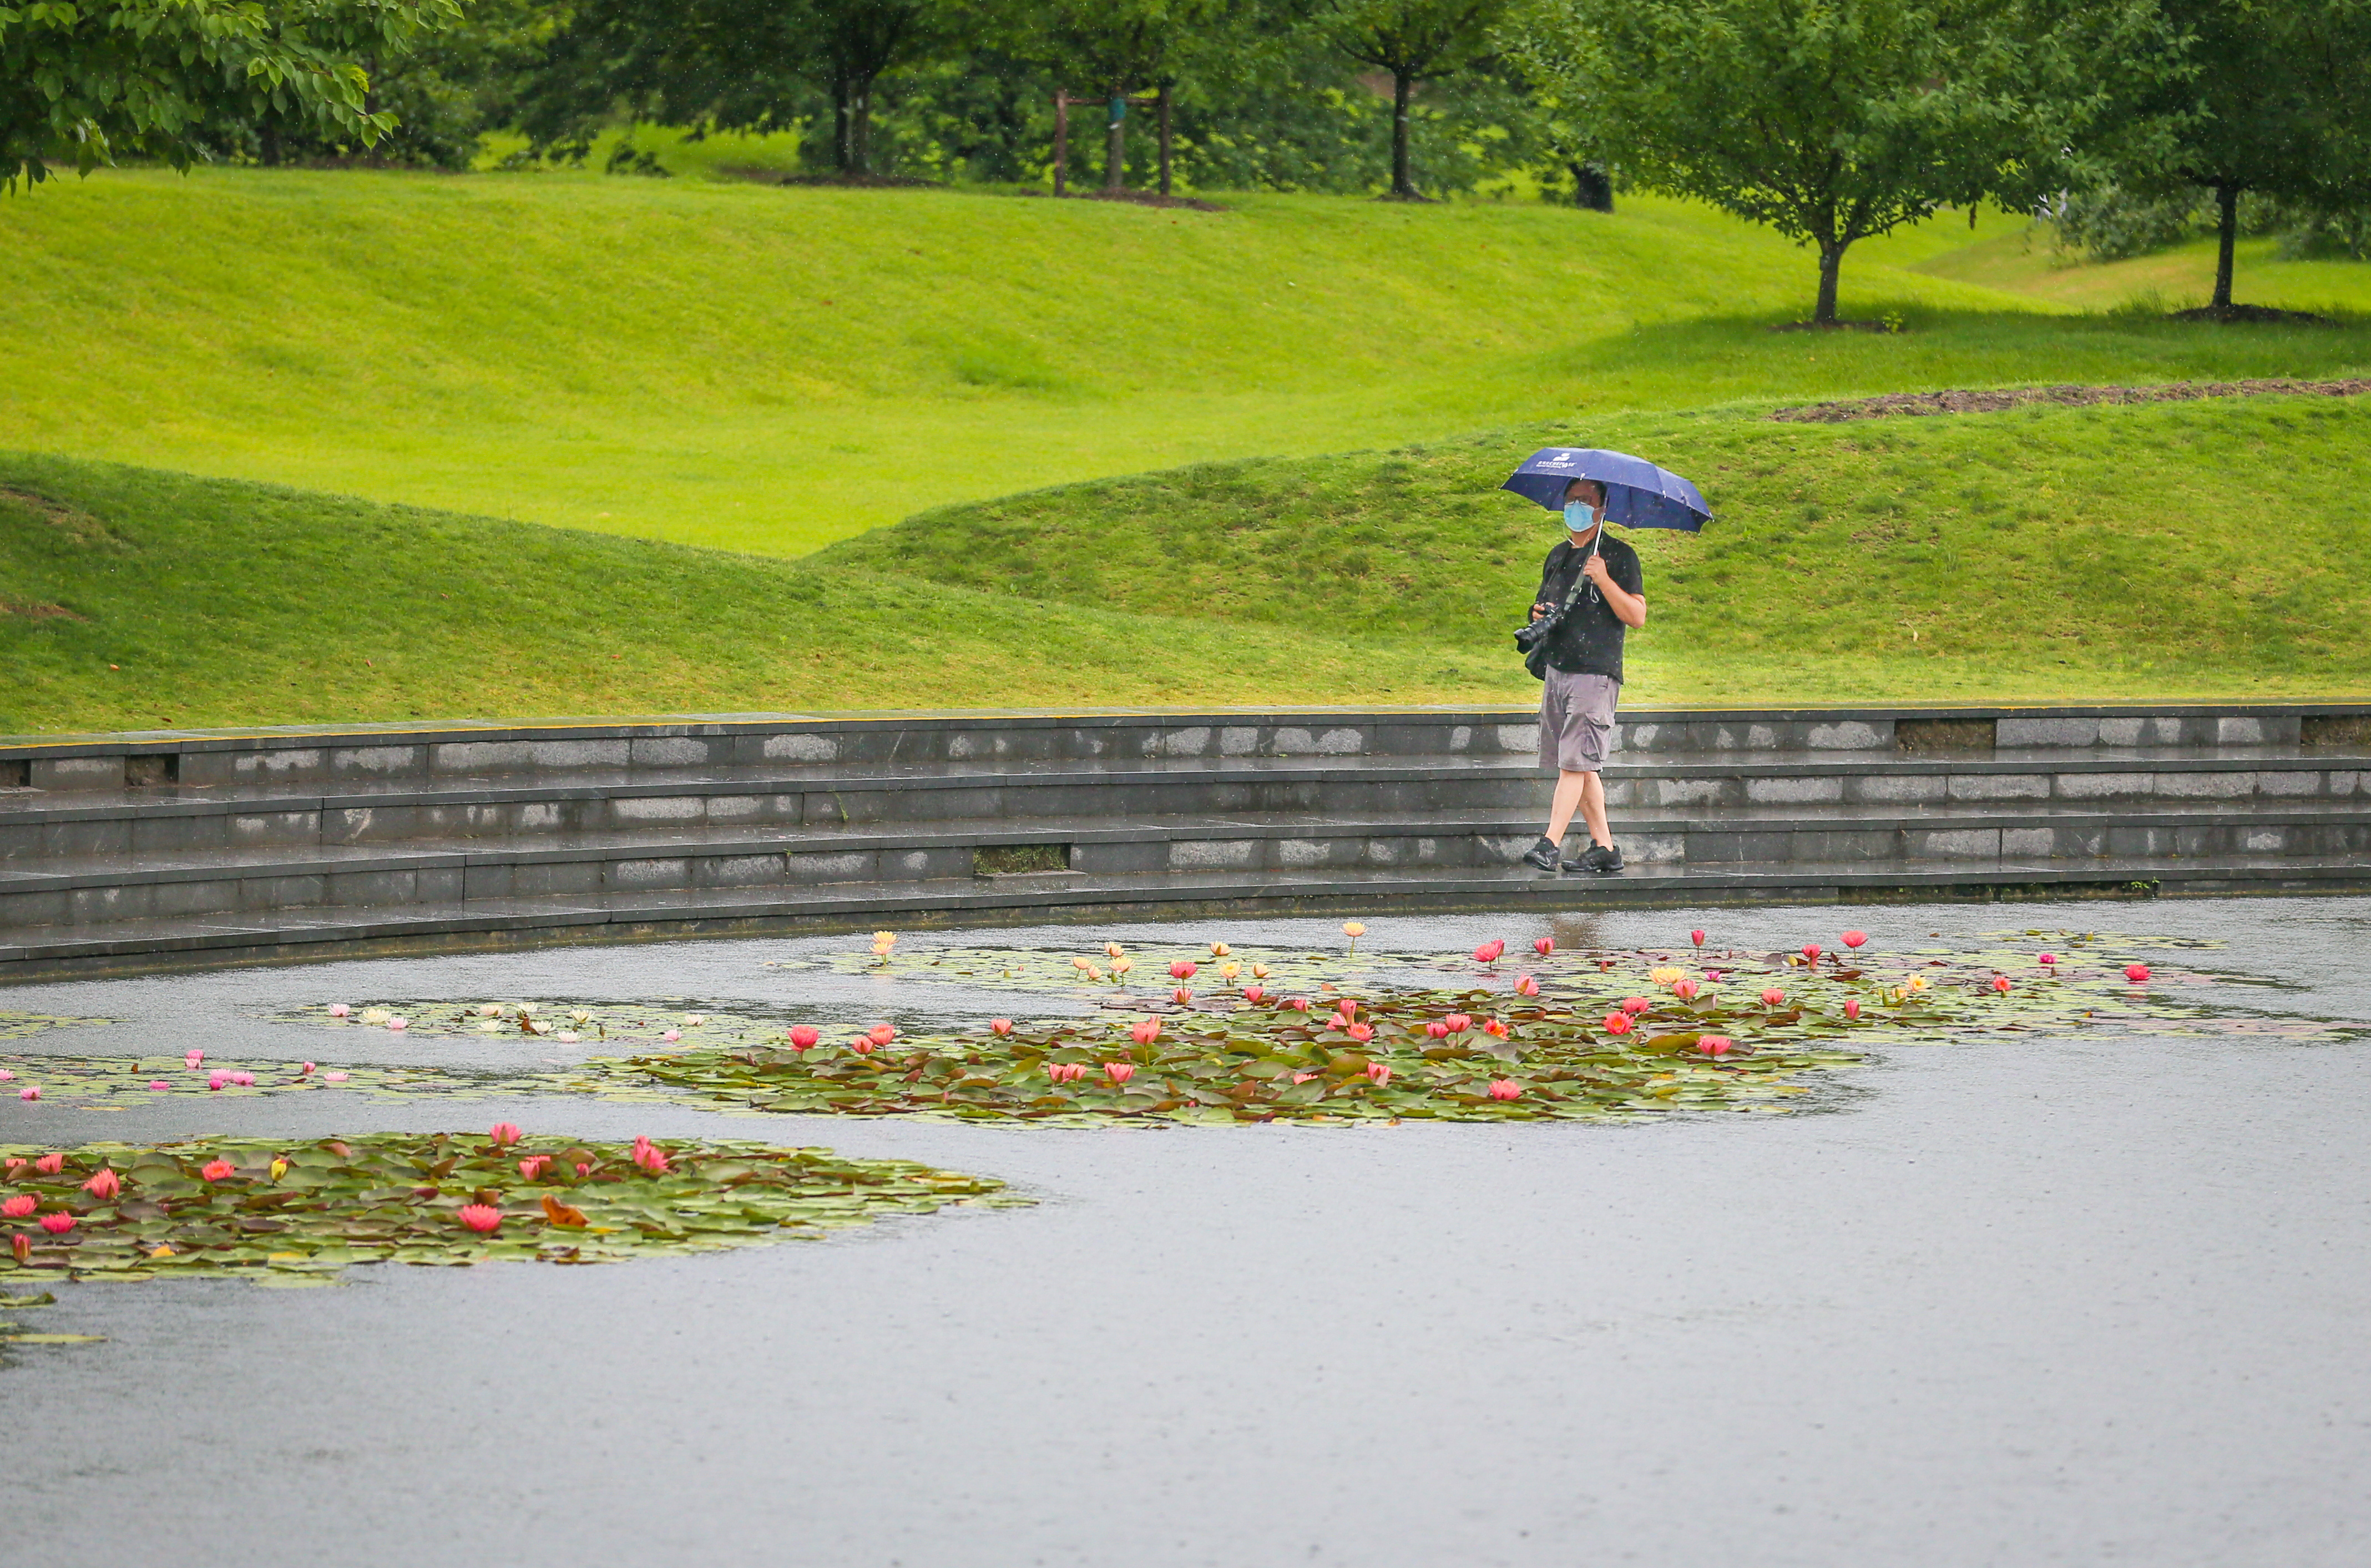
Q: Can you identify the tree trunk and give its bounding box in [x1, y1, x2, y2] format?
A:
[851, 80, 873, 177]
[1053, 94, 1069, 196]
[1157, 85, 1171, 197]
[1814, 240, 1845, 325]
[1391, 70, 1416, 199]
[1105, 96, 1125, 192]
[2213, 183, 2238, 312]
[1571, 162, 1612, 213]
[260, 116, 282, 168]
[831, 78, 852, 174]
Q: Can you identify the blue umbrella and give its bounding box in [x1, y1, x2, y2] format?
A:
[1500, 447, 1712, 531]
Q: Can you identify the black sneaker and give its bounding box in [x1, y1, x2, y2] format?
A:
[1520, 836, 1563, 872]
[1563, 842, 1624, 874]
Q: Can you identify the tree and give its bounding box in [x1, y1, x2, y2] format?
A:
[1506, 0, 2173, 324]
[1000, 0, 1227, 189]
[1320, 1, 1504, 199]
[2, 0, 459, 188]
[2112, 1, 2371, 315]
[527, 0, 965, 177]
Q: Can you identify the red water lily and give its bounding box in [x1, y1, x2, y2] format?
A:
[1533, 938, 1554, 957]
[457, 1205, 502, 1234]
[788, 1025, 821, 1050]
[1602, 1013, 1633, 1035]
[1841, 930, 1868, 949]
[1487, 1080, 1522, 1101]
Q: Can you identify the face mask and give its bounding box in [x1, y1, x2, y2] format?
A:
[1564, 500, 1593, 528]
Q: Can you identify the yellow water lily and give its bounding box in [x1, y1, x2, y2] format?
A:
[1650, 966, 1686, 985]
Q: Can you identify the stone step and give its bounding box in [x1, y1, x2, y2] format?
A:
[3, 851, 2364, 980]
[3, 798, 2365, 933]
[8, 703, 2369, 794]
[3, 743, 2365, 862]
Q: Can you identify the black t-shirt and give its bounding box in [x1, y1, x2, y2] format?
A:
[1533, 532, 1645, 682]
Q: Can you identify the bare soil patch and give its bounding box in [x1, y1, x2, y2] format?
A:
[1770, 379, 2371, 424]
[0, 487, 128, 550]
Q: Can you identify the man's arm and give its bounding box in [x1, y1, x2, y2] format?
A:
[1582, 553, 1647, 628]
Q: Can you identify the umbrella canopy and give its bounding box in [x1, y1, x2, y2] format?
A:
[1501, 447, 1712, 532]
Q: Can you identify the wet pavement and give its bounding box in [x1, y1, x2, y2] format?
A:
[6, 898, 2370, 1567]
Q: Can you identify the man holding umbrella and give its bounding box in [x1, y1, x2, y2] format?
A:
[1500, 447, 1711, 874]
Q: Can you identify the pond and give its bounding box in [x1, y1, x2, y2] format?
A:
[6, 897, 2370, 1565]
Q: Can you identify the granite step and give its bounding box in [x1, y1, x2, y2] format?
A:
[1, 797, 2365, 933]
[3, 851, 2364, 980]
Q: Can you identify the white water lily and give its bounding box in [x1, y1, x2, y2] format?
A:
[476, 1003, 503, 1017]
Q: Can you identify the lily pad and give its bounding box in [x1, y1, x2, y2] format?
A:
[1, 1133, 1023, 1285]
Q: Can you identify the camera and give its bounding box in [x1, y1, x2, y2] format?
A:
[1514, 601, 1568, 652]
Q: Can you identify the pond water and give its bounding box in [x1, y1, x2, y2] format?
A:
[7, 897, 2370, 1566]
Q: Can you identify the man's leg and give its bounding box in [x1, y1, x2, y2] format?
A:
[1544, 768, 1590, 844]
[1575, 771, 1611, 848]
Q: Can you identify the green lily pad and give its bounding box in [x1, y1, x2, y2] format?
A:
[2, 1134, 1022, 1285]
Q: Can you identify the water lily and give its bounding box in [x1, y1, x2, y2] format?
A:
[989, 1019, 1013, 1037]
[325, 1071, 350, 1082]
[1, 1195, 33, 1218]
[184, 1050, 204, 1068]
[1802, 944, 1822, 960]
[269, 1157, 288, 1181]
[1347, 1023, 1373, 1044]
[1841, 930, 1868, 949]
[1473, 939, 1505, 964]
[1602, 1013, 1633, 1035]
[1671, 979, 1698, 1001]
[201, 1160, 236, 1181]
[457, 1205, 503, 1234]
[1534, 937, 1554, 957]
[1621, 997, 1651, 1015]
[1210, 942, 1231, 957]
[148, 1080, 170, 1091]
[299, 1061, 316, 1075]
[2038, 953, 2056, 965]
[1170, 959, 1197, 981]
[852, 1036, 876, 1054]
[555, 1031, 579, 1044]
[1649, 967, 1684, 985]
[1220, 962, 1240, 981]
[1698, 1036, 1734, 1057]
[1105, 942, 1127, 959]
[1048, 1062, 1086, 1085]
[1487, 1080, 1522, 1101]
[33, 1153, 62, 1175]
[1130, 1018, 1161, 1046]
[326, 1003, 351, 1018]
[1337, 998, 1358, 1019]
[17, 1086, 38, 1102]
[38, 1212, 75, 1235]
[2125, 964, 2151, 983]
[1482, 1019, 1509, 1038]
[1690, 929, 1706, 947]
[1761, 989, 1786, 1006]
[1515, 975, 1541, 997]
[1425, 1021, 1450, 1039]
[871, 930, 898, 958]
[1342, 921, 1366, 953]
[82, 1169, 120, 1200]
[868, 1024, 898, 1046]
[387, 1018, 408, 1032]
[1104, 1063, 1136, 1085]
[1444, 1013, 1471, 1033]
[489, 1123, 523, 1147]
[9, 1235, 26, 1263]
[660, 1029, 681, 1043]
[477, 1003, 503, 1017]
[1286, 997, 1310, 1011]
[1992, 975, 2011, 992]
[789, 1025, 821, 1050]
[1251, 964, 1270, 980]
[1366, 1063, 1392, 1086]
[519, 1155, 552, 1181]
[1907, 975, 1928, 992]
[1172, 987, 1194, 1006]
[1844, 999, 1861, 1020]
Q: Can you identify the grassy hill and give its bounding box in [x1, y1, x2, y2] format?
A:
[5, 167, 2368, 558]
[9, 391, 2369, 734]
[817, 391, 2371, 706]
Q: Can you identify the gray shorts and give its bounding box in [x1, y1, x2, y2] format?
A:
[1539, 669, 1620, 773]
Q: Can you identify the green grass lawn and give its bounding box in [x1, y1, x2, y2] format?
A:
[5, 167, 2368, 559]
[9, 391, 2368, 735]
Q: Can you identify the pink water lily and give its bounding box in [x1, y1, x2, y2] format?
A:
[1993, 975, 2012, 992]
[457, 1205, 502, 1234]
[1761, 989, 1786, 1007]
[201, 1160, 236, 1182]
[1533, 937, 1554, 957]
[788, 1025, 820, 1050]
[1241, 987, 1265, 1005]
[1486, 1080, 1521, 1101]
[1621, 997, 1651, 1015]
[387, 1018, 408, 1031]
[325, 1071, 350, 1082]
[38, 1212, 75, 1235]
[519, 1156, 553, 1181]
[1473, 939, 1505, 964]
[33, 1153, 63, 1176]
[2125, 964, 2151, 983]
[0, 1070, 10, 1082]
[1671, 979, 1698, 1001]
[1285, 997, 1310, 1011]
[1169, 959, 1197, 980]
[488, 1123, 522, 1147]
[1690, 929, 1706, 947]
[1105, 1063, 1136, 1085]
[17, 1086, 38, 1102]
[1482, 1018, 1508, 1038]
[1602, 1013, 1633, 1035]
[869, 1024, 898, 1046]
[1698, 1036, 1734, 1057]
[1336, 998, 1357, 1019]
[1366, 1063, 1392, 1086]
[1048, 1062, 1087, 1085]
[1802, 943, 1822, 961]
[1130, 1018, 1161, 1047]
[208, 1073, 226, 1091]
[1844, 999, 1861, 1020]
[851, 1036, 876, 1054]
[1347, 1023, 1373, 1044]
[660, 1029, 682, 1043]
[82, 1169, 120, 1200]
[1, 1195, 33, 1218]
[1425, 1020, 1450, 1039]
[1515, 975, 1541, 997]
[1841, 930, 1868, 949]
[2038, 952, 2057, 965]
[327, 1003, 351, 1018]
[185, 1050, 204, 1068]
[1172, 987, 1194, 1006]
[1444, 1014, 1472, 1033]
[990, 1019, 1014, 1036]
[299, 1061, 316, 1075]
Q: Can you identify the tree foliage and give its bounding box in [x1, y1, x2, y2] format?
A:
[0, 0, 459, 186]
[1505, 0, 2176, 323]
[1319, 1, 1506, 198]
